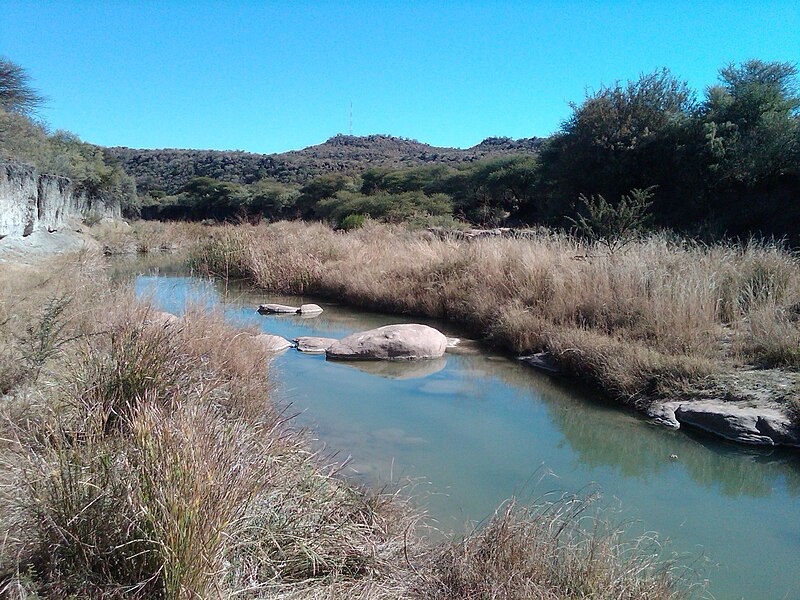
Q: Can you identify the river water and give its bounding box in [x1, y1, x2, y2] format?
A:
[134, 268, 800, 600]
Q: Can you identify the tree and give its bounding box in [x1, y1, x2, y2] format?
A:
[0, 58, 45, 116]
[179, 177, 248, 220]
[700, 60, 800, 187]
[536, 69, 696, 224]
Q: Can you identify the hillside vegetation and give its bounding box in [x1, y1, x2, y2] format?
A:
[106, 134, 543, 193]
[119, 60, 800, 244]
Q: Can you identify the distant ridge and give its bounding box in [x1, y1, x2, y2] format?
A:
[104, 134, 543, 194]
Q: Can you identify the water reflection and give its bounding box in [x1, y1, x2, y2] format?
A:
[334, 357, 448, 380]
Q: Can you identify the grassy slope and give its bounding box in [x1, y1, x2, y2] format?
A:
[0, 246, 691, 598]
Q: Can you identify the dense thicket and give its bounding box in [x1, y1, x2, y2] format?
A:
[143, 155, 541, 228]
[0, 58, 138, 216]
[536, 61, 800, 241]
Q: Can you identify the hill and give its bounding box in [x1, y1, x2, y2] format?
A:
[104, 134, 543, 194]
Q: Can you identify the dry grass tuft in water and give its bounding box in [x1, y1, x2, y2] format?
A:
[413, 496, 692, 599]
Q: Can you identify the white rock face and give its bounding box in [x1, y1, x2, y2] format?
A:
[326, 324, 448, 360]
[298, 303, 324, 315]
[253, 333, 293, 352]
[294, 336, 338, 353]
[0, 161, 120, 239]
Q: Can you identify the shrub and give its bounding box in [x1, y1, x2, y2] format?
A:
[340, 213, 367, 231]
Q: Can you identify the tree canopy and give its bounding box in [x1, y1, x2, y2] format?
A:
[0, 58, 45, 116]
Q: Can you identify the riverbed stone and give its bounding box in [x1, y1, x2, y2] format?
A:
[253, 333, 293, 352]
[326, 323, 447, 360]
[674, 401, 800, 447]
[258, 303, 299, 314]
[146, 310, 181, 328]
[294, 336, 338, 354]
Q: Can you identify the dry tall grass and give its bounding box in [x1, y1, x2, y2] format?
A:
[0, 253, 693, 598]
[190, 221, 800, 416]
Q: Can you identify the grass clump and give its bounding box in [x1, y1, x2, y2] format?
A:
[414, 497, 690, 599]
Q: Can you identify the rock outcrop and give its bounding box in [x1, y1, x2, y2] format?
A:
[0, 161, 120, 239]
[647, 400, 800, 448]
[326, 324, 447, 360]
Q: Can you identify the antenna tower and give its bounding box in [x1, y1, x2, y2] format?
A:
[349, 101, 353, 136]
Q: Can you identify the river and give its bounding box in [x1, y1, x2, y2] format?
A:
[133, 266, 800, 600]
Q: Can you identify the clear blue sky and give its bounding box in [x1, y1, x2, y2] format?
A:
[3, 1, 799, 154]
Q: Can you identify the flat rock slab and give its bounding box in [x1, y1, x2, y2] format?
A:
[258, 303, 299, 314]
[327, 323, 448, 360]
[294, 336, 338, 354]
[648, 400, 800, 447]
[253, 333, 293, 352]
[674, 401, 799, 447]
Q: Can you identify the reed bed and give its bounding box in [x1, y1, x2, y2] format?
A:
[190, 221, 800, 415]
[0, 254, 693, 598]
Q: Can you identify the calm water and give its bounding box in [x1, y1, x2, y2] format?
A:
[133, 267, 800, 600]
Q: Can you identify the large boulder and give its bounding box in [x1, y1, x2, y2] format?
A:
[294, 336, 338, 354]
[326, 324, 447, 360]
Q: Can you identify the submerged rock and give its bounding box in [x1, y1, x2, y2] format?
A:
[519, 352, 561, 375]
[326, 324, 447, 360]
[253, 333, 293, 352]
[258, 303, 299, 314]
[294, 336, 338, 354]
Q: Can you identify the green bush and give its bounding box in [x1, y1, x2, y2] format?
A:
[339, 213, 367, 231]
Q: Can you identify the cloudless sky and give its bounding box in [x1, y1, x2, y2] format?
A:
[2, 1, 799, 154]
